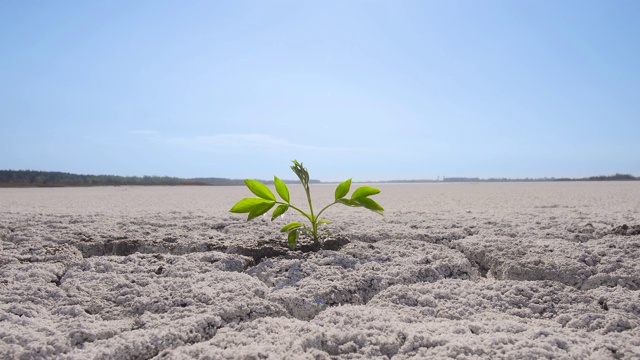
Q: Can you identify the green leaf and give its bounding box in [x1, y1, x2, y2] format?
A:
[337, 198, 361, 207]
[247, 201, 275, 221]
[287, 230, 298, 250]
[318, 219, 332, 225]
[229, 198, 272, 213]
[281, 222, 302, 232]
[271, 204, 289, 221]
[245, 179, 276, 201]
[350, 186, 381, 199]
[353, 196, 384, 215]
[274, 176, 290, 203]
[334, 178, 352, 200]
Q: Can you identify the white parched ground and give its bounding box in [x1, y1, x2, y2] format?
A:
[1, 183, 639, 359]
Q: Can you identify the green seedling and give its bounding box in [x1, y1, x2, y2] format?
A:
[229, 160, 384, 250]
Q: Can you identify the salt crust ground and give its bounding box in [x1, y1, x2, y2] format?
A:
[1, 183, 639, 359]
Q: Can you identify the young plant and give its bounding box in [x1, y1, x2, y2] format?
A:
[229, 160, 384, 250]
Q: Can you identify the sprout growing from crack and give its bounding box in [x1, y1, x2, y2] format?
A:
[230, 160, 384, 250]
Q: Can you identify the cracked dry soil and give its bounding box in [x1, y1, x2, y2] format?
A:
[1, 183, 640, 359]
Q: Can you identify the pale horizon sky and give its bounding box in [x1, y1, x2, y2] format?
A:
[1, 1, 639, 181]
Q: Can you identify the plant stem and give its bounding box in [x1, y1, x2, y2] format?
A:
[276, 186, 321, 243]
[315, 202, 337, 220]
[303, 186, 318, 242]
[275, 201, 319, 242]
[276, 202, 312, 223]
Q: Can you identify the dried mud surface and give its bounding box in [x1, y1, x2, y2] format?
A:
[1, 183, 640, 359]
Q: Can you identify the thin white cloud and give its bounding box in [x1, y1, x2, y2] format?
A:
[170, 134, 296, 151]
[131, 131, 388, 154]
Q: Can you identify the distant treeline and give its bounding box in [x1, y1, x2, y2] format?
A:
[0, 170, 318, 187]
[394, 173, 638, 183]
[0, 170, 207, 187]
[370, 173, 639, 183]
[553, 173, 638, 182]
[0, 170, 637, 188]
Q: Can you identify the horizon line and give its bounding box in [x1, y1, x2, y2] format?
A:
[1, 169, 639, 184]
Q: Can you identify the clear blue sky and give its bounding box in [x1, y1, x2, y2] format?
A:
[1, 1, 638, 181]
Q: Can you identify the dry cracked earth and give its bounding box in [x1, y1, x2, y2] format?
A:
[1, 183, 639, 359]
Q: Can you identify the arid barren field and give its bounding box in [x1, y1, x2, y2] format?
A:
[1, 183, 640, 359]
